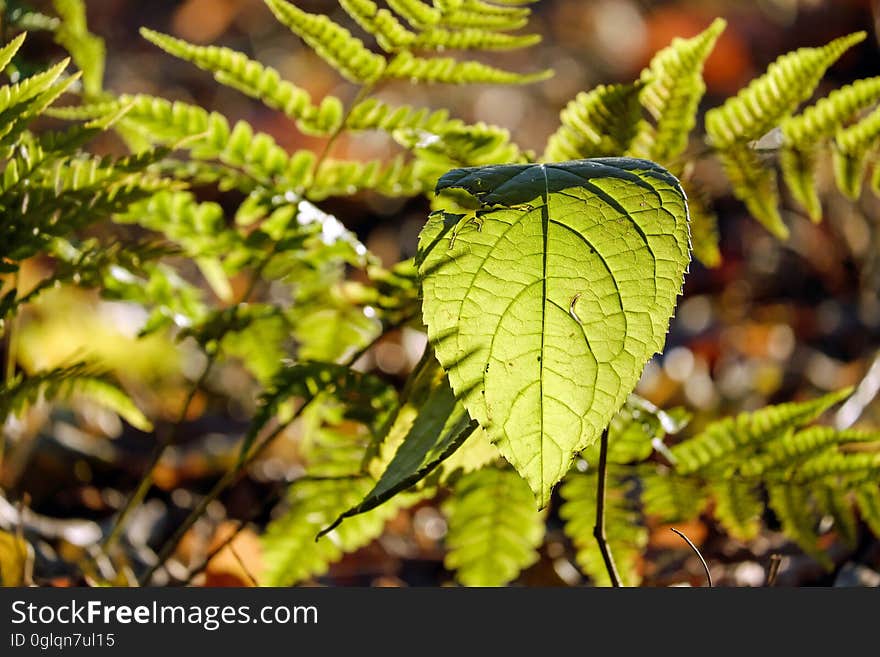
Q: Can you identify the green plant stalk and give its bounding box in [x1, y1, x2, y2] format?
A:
[593, 426, 621, 587]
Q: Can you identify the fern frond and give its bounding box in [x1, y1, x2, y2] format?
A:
[139, 28, 343, 136]
[265, 0, 386, 84]
[116, 190, 239, 260]
[98, 95, 311, 187]
[543, 82, 643, 162]
[345, 98, 451, 133]
[816, 485, 858, 547]
[670, 388, 851, 474]
[384, 51, 550, 85]
[386, 0, 440, 29]
[705, 32, 865, 149]
[12, 238, 174, 311]
[45, 99, 119, 121]
[339, 0, 416, 52]
[855, 484, 880, 536]
[0, 57, 69, 116]
[0, 363, 151, 431]
[560, 470, 647, 586]
[793, 451, 880, 482]
[243, 362, 397, 462]
[709, 479, 763, 541]
[834, 106, 880, 199]
[51, 0, 105, 96]
[260, 477, 405, 585]
[632, 18, 725, 163]
[767, 483, 830, 567]
[307, 155, 433, 200]
[782, 77, 880, 147]
[412, 27, 539, 51]
[641, 467, 708, 522]
[441, 9, 528, 31]
[741, 426, 880, 476]
[715, 144, 787, 238]
[402, 122, 521, 167]
[0, 33, 27, 74]
[779, 145, 822, 221]
[442, 468, 544, 586]
[682, 181, 722, 267]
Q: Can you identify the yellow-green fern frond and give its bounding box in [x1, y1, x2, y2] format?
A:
[0, 363, 151, 432]
[461, 0, 533, 17]
[308, 155, 432, 200]
[51, 0, 105, 96]
[386, 0, 440, 30]
[767, 484, 831, 568]
[0, 57, 69, 115]
[441, 9, 528, 31]
[265, 0, 386, 84]
[641, 468, 708, 522]
[100, 95, 304, 186]
[706, 32, 865, 149]
[560, 470, 647, 587]
[834, 106, 880, 199]
[780, 145, 822, 221]
[412, 27, 539, 51]
[340, 0, 416, 52]
[682, 180, 722, 267]
[384, 51, 550, 85]
[742, 426, 880, 477]
[670, 388, 851, 475]
[139, 28, 343, 136]
[260, 477, 406, 585]
[45, 100, 120, 121]
[855, 484, 880, 536]
[794, 451, 880, 482]
[345, 98, 451, 133]
[442, 468, 544, 586]
[0, 33, 27, 73]
[543, 82, 643, 161]
[402, 122, 521, 167]
[816, 485, 858, 547]
[633, 18, 725, 163]
[716, 144, 787, 238]
[782, 77, 880, 147]
[709, 479, 763, 542]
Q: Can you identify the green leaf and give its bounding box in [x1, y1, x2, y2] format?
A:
[52, 0, 105, 96]
[419, 158, 690, 505]
[442, 467, 544, 586]
[322, 369, 477, 536]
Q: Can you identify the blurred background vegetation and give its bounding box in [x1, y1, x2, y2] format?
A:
[3, 0, 880, 587]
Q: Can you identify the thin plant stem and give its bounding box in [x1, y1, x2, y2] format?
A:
[670, 527, 713, 587]
[593, 426, 621, 588]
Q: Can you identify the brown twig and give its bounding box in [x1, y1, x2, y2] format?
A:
[670, 527, 712, 587]
[766, 553, 783, 586]
[593, 427, 621, 587]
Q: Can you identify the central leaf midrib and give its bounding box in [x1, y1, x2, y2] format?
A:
[539, 164, 550, 500]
